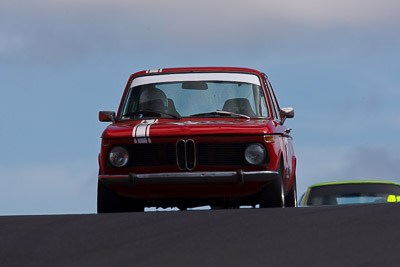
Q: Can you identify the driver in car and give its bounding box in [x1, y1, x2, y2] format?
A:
[138, 86, 168, 113]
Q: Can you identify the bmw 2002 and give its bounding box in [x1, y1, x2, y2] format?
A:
[98, 67, 296, 212]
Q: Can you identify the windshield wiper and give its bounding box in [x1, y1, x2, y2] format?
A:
[124, 110, 181, 120]
[190, 110, 250, 119]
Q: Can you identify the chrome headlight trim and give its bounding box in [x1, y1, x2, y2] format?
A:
[244, 143, 266, 165]
[108, 146, 129, 167]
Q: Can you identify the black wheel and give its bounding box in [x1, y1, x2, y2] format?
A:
[285, 174, 297, 207]
[97, 181, 144, 213]
[259, 162, 285, 208]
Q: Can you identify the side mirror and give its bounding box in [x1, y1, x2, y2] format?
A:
[280, 107, 294, 119]
[99, 111, 115, 122]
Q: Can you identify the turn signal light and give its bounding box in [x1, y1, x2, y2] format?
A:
[263, 135, 275, 143]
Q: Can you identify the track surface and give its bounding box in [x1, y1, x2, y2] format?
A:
[1, 203, 400, 267]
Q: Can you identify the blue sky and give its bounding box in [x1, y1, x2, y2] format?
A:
[1, 0, 400, 215]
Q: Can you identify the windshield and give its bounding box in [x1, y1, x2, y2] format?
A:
[309, 193, 396, 205]
[306, 183, 400, 206]
[120, 73, 269, 120]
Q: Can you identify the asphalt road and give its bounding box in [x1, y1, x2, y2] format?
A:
[1, 203, 400, 267]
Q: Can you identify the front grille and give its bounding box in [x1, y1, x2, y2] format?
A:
[124, 143, 175, 167]
[176, 139, 196, 170]
[176, 140, 186, 170]
[109, 141, 260, 169]
[186, 140, 195, 169]
[197, 143, 249, 166]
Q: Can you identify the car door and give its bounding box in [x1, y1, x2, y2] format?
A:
[262, 74, 295, 191]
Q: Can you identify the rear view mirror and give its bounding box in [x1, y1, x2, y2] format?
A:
[280, 107, 294, 119]
[279, 107, 294, 124]
[99, 111, 115, 122]
[181, 81, 208, 90]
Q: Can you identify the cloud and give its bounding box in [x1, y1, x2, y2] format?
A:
[1, 0, 400, 63]
[6, 0, 399, 25]
[263, 0, 400, 26]
[0, 31, 25, 54]
[343, 146, 400, 180]
[0, 163, 97, 215]
[296, 144, 400, 194]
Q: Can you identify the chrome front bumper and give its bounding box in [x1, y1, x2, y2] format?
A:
[99, 170, 279, 186]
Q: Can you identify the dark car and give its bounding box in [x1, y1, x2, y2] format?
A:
[98, 67, 296, 212]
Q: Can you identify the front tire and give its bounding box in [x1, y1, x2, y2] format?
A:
[97, 181, 144, 213]
[285, 174, 297, 207]
[259, 162, 285, 208]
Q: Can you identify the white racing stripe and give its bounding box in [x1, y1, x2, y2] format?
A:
[146, 69, 163, 74]
[132, 119, 158, 143]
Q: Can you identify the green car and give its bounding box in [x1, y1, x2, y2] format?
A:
[299, 180, 400, 206]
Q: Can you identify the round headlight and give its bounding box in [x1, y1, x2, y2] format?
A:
[245, 143, 266, 165]
[109, 146, 129, 167]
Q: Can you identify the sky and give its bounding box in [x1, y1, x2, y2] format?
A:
[1, 0, 400, 215]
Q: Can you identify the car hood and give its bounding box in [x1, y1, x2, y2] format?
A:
[101, 118, 277, 139]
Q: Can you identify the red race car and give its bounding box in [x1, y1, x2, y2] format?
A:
[98, 67, 296, 212]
